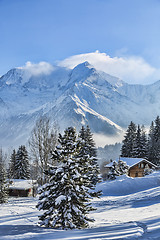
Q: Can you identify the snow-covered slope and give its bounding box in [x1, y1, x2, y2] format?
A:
[0, 171, 160, 239]
[1, 61, 160, 148]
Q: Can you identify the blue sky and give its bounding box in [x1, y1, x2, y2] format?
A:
[1, 0, 160, 83]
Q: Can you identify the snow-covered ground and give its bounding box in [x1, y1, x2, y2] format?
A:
[0, 172, 160, 239]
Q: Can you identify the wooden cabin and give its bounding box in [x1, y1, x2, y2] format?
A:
[8, 179, 37, 197]
[106, 157, 157, 177]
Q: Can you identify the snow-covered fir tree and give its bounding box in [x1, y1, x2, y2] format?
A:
[152, 116, 160, 165]
[8, 149, 16, 179]
[147, 117, 160, 165]
[140, 125, 147, 158]
[14, 145, 30, 179]
[77, 126, 101, 197]
[37, 127, 98, 229]
[147, 121, 155, 163]
[0, 149, 8, 203]
[132, 125, 147, 158]
[78, 125, 101, 187]
[121, 121, 137, 157]
[132, 125, 142, 157]
[85, 125, 97, 158]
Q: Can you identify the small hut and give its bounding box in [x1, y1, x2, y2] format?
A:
[8, 179, 37, 197]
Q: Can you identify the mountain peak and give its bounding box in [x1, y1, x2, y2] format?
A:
[74, 61, 94, 70]
[67, 61, 96, 84]
[80, 61, 91, 67]
[0, 68, 24, 86]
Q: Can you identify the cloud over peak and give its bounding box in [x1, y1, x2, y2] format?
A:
[58, 51, 160, 84]
[18, 61, 54, 76]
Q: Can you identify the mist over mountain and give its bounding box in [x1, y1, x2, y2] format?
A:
[0, 61, 160, 148]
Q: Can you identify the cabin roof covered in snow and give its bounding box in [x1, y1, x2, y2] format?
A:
[8, 179, 37, 190]
[106, 157, 157, 168]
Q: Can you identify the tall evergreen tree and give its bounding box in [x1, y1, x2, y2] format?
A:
[121, 121, 137, 157]
[14, 145, 30, 179]
[140, 125, 147, 158]
[153, 116, 160, 165]
[85, 125, 97, 157]
[8, 149, 16, 179]
[37, 127, 97, 229]
[132, 125, 147, 158]
[79, 125, 101, 186]
[132, 125, 141, 157]
[146, 118, 160, 165]
[0, 149, 8, 203]
[146, 121, 155, 162]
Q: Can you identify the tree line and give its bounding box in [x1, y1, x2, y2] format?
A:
[121, 116, 160, 166]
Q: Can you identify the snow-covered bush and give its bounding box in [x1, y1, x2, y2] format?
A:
[143, 164, 154, 176]
[107, 161, 119, 180]
[107, 160, 129, 180]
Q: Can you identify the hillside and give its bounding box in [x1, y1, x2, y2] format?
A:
[0, 171, 160, 239]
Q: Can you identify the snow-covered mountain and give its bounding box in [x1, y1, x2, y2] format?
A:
[0, 61, 160, 148]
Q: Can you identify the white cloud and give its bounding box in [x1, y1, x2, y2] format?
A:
[93, 132, 124, 147]
[58, 51, 160, 84]
[18, 61, 54, 76]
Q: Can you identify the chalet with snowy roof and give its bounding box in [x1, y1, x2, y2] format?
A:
[106, 157, 157, 177]
[8, 179, 38, 197]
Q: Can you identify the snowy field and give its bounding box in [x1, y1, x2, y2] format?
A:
[0, 172, 160, 240]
